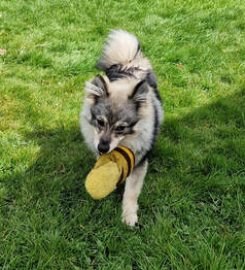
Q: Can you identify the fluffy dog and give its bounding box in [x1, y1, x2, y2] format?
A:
[80, 30, 163, 226]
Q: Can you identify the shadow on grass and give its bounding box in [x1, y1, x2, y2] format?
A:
[24, 127, 101, 219]
[2, 90, 244, 226]
[153, 88, 244, 185]
[142, 89, 245, 227]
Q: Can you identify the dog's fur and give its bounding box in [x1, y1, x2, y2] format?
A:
[80, 30, 163, 226]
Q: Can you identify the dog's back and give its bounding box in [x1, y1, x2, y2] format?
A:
[97, 30, 158, 87]
[97, 30, 151, 74]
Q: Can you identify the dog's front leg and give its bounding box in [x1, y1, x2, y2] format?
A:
[122, 160, 148, 226]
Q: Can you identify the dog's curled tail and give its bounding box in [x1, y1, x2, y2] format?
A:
[97, 29, 141, 71]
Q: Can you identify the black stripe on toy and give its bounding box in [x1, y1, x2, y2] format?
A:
[114, 147, 132, 177]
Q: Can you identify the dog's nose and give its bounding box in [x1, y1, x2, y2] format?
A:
[98, 141, 110, 154]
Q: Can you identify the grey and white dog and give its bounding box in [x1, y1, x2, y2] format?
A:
[80, 30, 163, 226]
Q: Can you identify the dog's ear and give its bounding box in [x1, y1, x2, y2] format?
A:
[85, 75, 109, 103]
[129, 80, 149, 104]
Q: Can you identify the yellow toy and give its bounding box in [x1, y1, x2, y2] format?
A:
[85, 146, 135, 200]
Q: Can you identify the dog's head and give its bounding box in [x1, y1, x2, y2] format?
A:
[85, 75, 149, 154]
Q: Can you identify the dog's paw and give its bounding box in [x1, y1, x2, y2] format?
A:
[122, 212, 138, 227]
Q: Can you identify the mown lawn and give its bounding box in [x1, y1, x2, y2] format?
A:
[1, 0, 245, 269]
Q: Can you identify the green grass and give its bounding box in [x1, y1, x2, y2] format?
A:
[1, 0, 245, 269]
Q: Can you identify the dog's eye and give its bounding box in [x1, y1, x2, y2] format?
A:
[97, 119, 105, 127]
[115, 126, 125, 133]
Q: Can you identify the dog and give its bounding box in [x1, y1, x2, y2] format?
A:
[80, 30, 163, 226]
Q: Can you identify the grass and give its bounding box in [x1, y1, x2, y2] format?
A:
[1, 0, 245, 269]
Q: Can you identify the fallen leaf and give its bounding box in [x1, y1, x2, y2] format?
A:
[0, 48, 7, 56]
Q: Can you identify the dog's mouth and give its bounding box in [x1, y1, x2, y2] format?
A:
[98, 149, 110, 156]
[98, 149, 111, 155]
